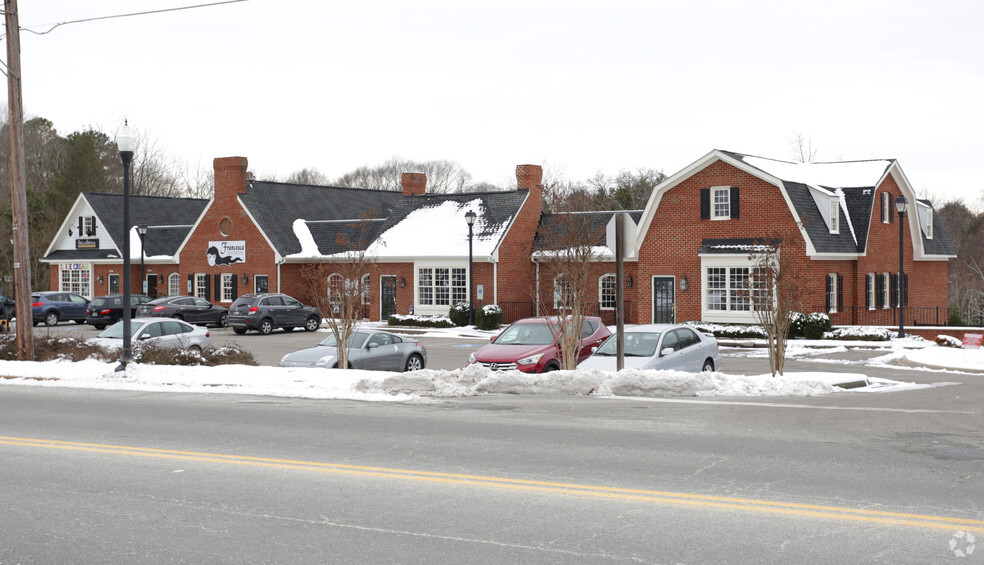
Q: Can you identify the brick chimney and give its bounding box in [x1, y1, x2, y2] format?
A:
[213, 157, 249, 202]
[516, 164, 543, 195]
[401, 172, 427, 196]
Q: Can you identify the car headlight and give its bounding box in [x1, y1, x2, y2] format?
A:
[468, 352, 476, 364]
[315, 355, 336, 367]
[517, 353, 544, 366]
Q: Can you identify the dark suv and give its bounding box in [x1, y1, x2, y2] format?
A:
[31, 291, 90, 326]
[86, 294, 153, 329]
[227, 293, 322, 335]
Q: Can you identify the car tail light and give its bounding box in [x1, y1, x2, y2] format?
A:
[31, 302, 43, 308]
[153, 305, 166, 311]
[248, 306, 258, 313]
[100, 309, 112, 315]
[205, 331, 210, 338]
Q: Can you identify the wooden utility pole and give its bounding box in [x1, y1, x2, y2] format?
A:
[4, 0, 35, 360]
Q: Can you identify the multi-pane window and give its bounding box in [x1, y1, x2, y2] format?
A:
[712, 187, 730, 219]
[866, 273, 876, 310]
[168, 273, 181, 297]
[361, 274, 371, 305]
[554, 275, 574, 309]
[60, 267, 91, 298]
[881, 273, 890, 310]
[827, 273, 838, 313]
[706, 267, 751, 311]
[195, 273, 208, 299]
[327, 273, 345, 304]
[221, 273, 234, 302]
[599, 273, 616, 310]
[418, 267, 466, 306]
[829, 199, 840, 234]
[83, 216, 96, 236]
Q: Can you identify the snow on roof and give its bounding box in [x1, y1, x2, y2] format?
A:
[740, 155, 892, 189]
[286, 219, 321, 259]
[127, 225, 174, 262]
[370, 199, 506, 258]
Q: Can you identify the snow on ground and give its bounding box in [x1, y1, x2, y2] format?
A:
[0, 323, 977, 402]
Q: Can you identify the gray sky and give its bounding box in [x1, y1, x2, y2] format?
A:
[14, 1, 984, 205]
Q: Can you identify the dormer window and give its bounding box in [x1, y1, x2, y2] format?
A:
[78, 215, 97, 237]
[829, 198, 840, 234]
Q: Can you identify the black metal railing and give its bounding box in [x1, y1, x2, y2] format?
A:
[810, 305, 984, 327]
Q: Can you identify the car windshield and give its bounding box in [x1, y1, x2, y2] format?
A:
[318, 332, 369, 349]
[493, 323, 555, 345]
[98, 321, 147, 339]
[594, 332, 662, 357]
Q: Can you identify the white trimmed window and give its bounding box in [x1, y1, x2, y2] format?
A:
[168, 273, 181, 296]
[867, 273, 875, 310]
[712, 187, 731, 219]
[829, 199, 840, 234]
[599, 273, 616, 310]
[418, 267, 465, 306]
[361, 274, 371, 305]
[194, 273, 208, 300]
[881, 273, 891, 309]
[827, 273, 838, 313]
[59, 265, 92, 298]
[327, 273, 344, 304]
[706, 267, 749, 312]
[554, 275, 574, 310]
[881, 192, 891, 224]
[221, 273, 234, 302]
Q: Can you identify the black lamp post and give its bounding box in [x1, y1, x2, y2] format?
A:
[895, 195, 908, 339]
[116, 121, 137, 371]
[465, 209, 477, 326]
[137, 224, 148, 293]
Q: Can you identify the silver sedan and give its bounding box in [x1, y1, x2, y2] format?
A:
[89, 317, 213, 353]
[279, 329, 427, 371]
[578, 323, 721, 373]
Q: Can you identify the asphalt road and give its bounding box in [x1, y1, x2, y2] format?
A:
[4, 323, 984, 563]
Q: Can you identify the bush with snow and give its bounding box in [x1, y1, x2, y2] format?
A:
[476, 304, 503, 330]
[822, 326, 892, 341]
[388, 314, 455, 328]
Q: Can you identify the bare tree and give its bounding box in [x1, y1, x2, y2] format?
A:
[285, 167, 329, 185]
[334, 157, 473, 193]
[788, 132, 818, 163]
[534, 188, 603, 370]
[129, 131, 185, 197]
[299, 214, 379, 369]
[744, 226, 808, 376]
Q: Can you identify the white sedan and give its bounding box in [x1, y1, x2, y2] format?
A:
[578, 324, 721, 373]
[90, 317, 213, 353]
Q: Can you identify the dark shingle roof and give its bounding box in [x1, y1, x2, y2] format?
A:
[919, 201, 958, 256]
[239, 181, 403, 256]
[783, 181, 862, 254]
[80, 193, 208, 256]
[535, 210, 645, 250]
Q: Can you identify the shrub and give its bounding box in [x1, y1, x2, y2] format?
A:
[387, 314, 455, 328]
[788, 312, 807, 338]
[936, 334, 962, 348]
[802, 312, 832, 340]
[0, 333, 257, 366]
[684, 322, 767, 339]
[476, 304, 503, 330]
[948, 309, 966, 326]
[822, 326, 892, 341]
[448, 302, 470, 327]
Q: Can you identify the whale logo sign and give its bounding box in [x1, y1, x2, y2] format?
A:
[207, 241, 245, 266]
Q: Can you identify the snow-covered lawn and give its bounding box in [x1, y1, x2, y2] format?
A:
[1, 324, 978, 402]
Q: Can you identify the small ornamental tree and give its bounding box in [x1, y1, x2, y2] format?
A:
[300, 213, 379, 370]
[744, 226, 808, 376]
[534, 189, 603, 370]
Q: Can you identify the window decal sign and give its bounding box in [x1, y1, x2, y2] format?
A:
[207, 241, 245, 266]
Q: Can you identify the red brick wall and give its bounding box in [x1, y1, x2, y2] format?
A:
[488, 165, 542, 319]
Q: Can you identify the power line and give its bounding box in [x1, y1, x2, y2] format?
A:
[15, 1, 250, 38]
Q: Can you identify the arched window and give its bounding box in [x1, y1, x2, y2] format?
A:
[168, 273, 181, 296]
[599, 273, 616, 310]
[327, 273, 345, 304]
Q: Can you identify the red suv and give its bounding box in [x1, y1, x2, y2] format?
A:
[468, 316, 611, 373]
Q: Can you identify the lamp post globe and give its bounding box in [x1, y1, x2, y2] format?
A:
[116, 120, 137, 371]
[465, 210, 477, 326]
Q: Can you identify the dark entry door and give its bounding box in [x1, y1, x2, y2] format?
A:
[381, 276, 397, 319]
[652, 277, 675, 324]
[109, 274, 120, 295]
[146, 275, 158, 297]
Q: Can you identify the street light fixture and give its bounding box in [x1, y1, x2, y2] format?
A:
[116, 121, 137, 371]
[465, 210, 477, 327]
[895, 195, 908, 339]
[137, 224, 148, 293]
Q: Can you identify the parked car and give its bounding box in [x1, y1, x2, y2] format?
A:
[89, 317, 212, 353]
[227, 293, 322, 335]
[577, 323, 721, 373]
[31, 291, 90, 326]
[280, 328, 426, 371]
[135, 296, 229, 327]
[468, 316, 611, 373]
[86, 294, 153, 330]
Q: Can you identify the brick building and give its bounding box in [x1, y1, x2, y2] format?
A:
[41, 150, 956, 326]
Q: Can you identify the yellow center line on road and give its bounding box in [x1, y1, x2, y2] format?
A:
[3, 435, 982, 533]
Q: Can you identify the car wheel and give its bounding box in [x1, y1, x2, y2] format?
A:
[283, 326, 294, 332]
[543, 363, 559, 373]
[233, 327, 247, 335]
[258, 319, 274, 335]
[304, 316, 320, 332]
[44, 312, 60, 326]
[702, 359, 715, 372]
[94, 324, 106, 330]
[171, 314, 184, 321]
[404, 354, 424, 372]
[217, 313, 228, 328]
[189, 344, 202, 354]
[75, 319, 85, 324]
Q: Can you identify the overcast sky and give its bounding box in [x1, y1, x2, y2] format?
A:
[13, 1, 984, 205]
